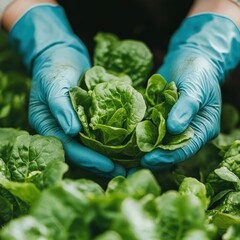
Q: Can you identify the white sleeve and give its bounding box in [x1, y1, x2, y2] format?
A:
[0, 0, 16, 21]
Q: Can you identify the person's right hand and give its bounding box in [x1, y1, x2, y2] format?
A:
[8, 4, 126, 178]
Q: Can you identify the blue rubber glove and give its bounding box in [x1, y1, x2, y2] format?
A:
[141, 14, 240, 172]
[9, 4, 126, 178]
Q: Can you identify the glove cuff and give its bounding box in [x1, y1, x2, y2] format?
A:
[168, 13, 240, 84]
[9, 5, 90, 71]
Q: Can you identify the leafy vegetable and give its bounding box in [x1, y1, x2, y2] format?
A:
[206, 140, 240, 196]
[70, 69, 193, 167]
[70, 78, 146, 167]
[94, 32, 153, 87]
[155, 190, 209, 240]
[0, 169, 214, 240]
[106, 169, 161, 199]
[69, 34, 194, 167]
[0, 128, 67, 226]
[179, 177, 210, 210]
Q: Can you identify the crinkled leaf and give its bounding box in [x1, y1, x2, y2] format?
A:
[69, 87, 91, 136]
[83, 66, 132, 91]
[0, 128, 28, 163]
[215, 191, 240, 216]
[26, 161, 69, 190]
[7, 134, 64, 182]
[0, 158, 11, 180]
[107, 108, 127, 128]
[164, 81, 178, 104]
[164, 88, 178, 106]
[207, 140, 240, 195]
[69, 86, 91, 110]
[93, 32, 119, 68]
[163, 127, 194, 145]
[90, 81, 146, 134]
[94, 32, 153, 87]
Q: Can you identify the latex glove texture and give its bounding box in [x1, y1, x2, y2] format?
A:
[9, 5, 126, 178]
[141, 14, 240, 172]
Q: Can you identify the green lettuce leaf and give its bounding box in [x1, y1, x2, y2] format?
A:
[156, 191, 207, 240]
[0, 129, 66, 226]
[179, 177, 210, 210]
[106, 169, 161, 199]
[94, 32, 153, 87]
[82, 65, 132, 91]
[7, 134, 64, 182]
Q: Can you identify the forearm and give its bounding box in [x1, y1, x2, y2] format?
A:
[2, 0, 57, 30]
[2, 2, 90, 71]
[188, 0, 240, 27]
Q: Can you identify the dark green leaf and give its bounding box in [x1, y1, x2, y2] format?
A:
[94, 32, 153, 87]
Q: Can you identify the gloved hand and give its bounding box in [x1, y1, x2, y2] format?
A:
[140, 13, 240, 172]
[9, 4, 126, 178]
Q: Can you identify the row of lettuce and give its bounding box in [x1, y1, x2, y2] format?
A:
[0, 125, 240, 239]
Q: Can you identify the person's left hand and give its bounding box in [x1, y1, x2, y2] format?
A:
[128, 13, 240, 175]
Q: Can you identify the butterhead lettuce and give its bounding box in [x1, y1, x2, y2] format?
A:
[70, 66, 193, 167]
